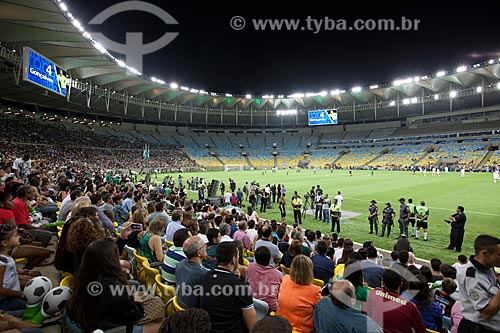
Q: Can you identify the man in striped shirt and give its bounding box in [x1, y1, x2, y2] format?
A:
[162, 228, 190, 285]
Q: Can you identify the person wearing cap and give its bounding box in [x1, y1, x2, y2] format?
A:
[380, 202, 395, 238]
[398, 198, 411, 239]
[314, 280, 383, 333]
[368, 200, 379, 235]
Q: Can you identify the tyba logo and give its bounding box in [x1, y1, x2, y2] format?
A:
[89, 1, 179, 72]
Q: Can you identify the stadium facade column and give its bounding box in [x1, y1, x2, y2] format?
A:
[353, 100, 356, 122]
[374, 95, 377, 120]
[397, 91, 400, 118]
[220, 104, 223, 124]
[449, 85, 453, 111]
[481, 77, 485, 107]
[105, 86, 110, 111]
[158, 98, 162, 120]
[421, 90, 425, 115]
[205, 104, 208, 125]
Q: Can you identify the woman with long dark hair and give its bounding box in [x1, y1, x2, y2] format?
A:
[401, 273, 443, 331]
[67, 238, 144, 332]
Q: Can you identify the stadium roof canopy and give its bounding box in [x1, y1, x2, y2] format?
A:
[1, 0, 500, 125]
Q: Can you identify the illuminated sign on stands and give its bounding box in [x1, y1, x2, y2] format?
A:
[22, 47, 68, 97]
[308, 109, 338, 126]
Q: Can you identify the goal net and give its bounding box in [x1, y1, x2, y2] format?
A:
[224, 164, 245, 171]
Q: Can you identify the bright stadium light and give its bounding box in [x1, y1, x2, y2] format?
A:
[413, 76, 420, 82]
[489, 59, 495, 64]
[330, 89, 341, 96]
[59, 2, 68, 11]
[288, 93, 305, 98]
[436, 71, 445, 77]
[276, 109, 297, 116]
[180, 86, 189, 91]
[389, 101, 396, 106]
[351, 87, 362, 93]
[476, 86, 482, 93]
[319, 91, 327, 96]
[393, 78, 412, 86]
[93, 42, 107, 54]
[170, 82, 178, 89]
[411, 97, 418, 104]
[450, 90, 457, 98]
[245, 94, 252, 99]
[456, 66, 467, 73]
[403, 98, 410, 105]
[278, 95, 284, 99]
[369, 85, 379, 89]
[189, 88, 199, 93]
[497, 82, 500, 90]
[434, 94, 439, 100]
[71, 19, 83, 31]
[83, 32, 91, 39]
[225, 93, 233, 97]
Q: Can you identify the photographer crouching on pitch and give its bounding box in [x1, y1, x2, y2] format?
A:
[445, 206, 466, 252]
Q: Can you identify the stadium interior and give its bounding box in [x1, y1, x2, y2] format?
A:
[1, 1, 500, 333]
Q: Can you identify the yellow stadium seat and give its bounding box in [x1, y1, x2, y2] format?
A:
[133, 250, 148, 284]
[280, 264, 290, 275]
[143, 264, 159, 290]
[154, 274, 175, 304]
[313, 278, 325, 288]
[165, 296, 185, 316]
[60, 275, 74, 288]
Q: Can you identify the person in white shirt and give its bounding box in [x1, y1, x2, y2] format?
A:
[452, 254, 468, 281]
[219, 223, 234, 242]
[334, 191, 343, 208]
[246, 219, 258, 243]
[493, 168, 499, 184]
[165, 210, 185, 242]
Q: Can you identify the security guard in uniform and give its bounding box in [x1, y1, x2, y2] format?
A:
[458, 235, 500, 333]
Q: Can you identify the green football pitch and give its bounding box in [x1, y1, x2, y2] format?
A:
[153, 169, 500, 264]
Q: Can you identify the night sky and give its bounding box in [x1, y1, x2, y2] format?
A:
[66, 0, 500, 95]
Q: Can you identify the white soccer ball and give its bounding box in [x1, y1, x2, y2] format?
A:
[30, 212, 43, 223]
[42, 286, 73, 315]
[24, 276, 53, 305]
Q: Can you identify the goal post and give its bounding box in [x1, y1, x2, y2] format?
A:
[224, 164, 245, 171]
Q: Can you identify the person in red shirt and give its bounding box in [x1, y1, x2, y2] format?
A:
[12, 185, 52, 247]
[0, 191, 16, 225]
[1, 189, 51, 269]
[366, 268, 427, 333]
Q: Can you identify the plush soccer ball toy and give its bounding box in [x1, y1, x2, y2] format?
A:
[42, 286, 73, 315]
[31, 286, 73, 324]
[23, 276, 53, 305]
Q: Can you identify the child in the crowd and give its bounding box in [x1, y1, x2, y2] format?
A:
[434, 278, 457, 318]
[0, 225, 25, 311]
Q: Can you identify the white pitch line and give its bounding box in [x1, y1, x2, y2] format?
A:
[346, 197, 500, 217]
